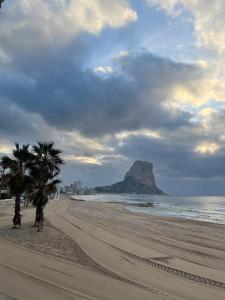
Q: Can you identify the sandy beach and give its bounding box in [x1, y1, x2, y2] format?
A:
[0, 195, 225, 300]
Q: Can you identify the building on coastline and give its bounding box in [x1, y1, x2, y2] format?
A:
[62, 180, 97, 195]
[73, 181, 82, 194]
[62, 181, 82, 194]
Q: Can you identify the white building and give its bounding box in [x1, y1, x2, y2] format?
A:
[73, 181, 82, 194]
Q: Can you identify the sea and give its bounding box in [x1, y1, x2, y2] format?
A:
[72, 194, 225, 225]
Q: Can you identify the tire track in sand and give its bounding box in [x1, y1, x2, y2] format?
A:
[64, 199, 225, 291]
[112, 245, 225, 290]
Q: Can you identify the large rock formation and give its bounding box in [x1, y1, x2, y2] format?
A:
[125, 161, 156, 186]
[95, 160, 164, 195]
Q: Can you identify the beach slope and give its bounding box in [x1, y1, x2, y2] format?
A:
[0, 196, 225, 300]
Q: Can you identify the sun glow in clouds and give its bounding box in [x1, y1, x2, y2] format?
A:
[0, 145, 11, 154]
[116, 129, 161, 142]
[63, 155, 102, 165]
[0, 140, 13, 154]
[195, 142, 220, 154]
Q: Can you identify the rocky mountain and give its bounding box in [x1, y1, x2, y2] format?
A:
[125, 160, 156, 186]
[95, 160, 164, 195]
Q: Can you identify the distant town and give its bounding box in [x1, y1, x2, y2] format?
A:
[62, 181, 97, 195]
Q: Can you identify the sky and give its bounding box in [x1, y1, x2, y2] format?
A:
[1, 0, 225, 195]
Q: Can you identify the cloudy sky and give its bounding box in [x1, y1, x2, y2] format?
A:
[1, 0, 225, 195]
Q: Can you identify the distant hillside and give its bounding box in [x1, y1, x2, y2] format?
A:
[95, 160, 164, 195]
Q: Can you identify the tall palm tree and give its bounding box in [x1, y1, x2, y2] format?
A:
[30, 142, 63, 231]
[0, 143, 32, 227]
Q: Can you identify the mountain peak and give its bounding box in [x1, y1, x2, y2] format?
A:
[95, 160, 164, 195]
[125, 160, 156, 187]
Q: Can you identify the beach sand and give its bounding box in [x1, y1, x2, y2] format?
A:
[0, 195, 225, 300]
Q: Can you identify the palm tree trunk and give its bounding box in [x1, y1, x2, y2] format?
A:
[35, 205, 44, 232]
[13, 194, 21, 228]
[34, 207, 38, 227]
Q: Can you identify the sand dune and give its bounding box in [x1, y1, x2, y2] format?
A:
[0, 195, 225, 300]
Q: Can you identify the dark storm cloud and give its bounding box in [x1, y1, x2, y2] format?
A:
[0, 48, 196, 137]
[61, 157, 130, 188]
[0, 98, 57, 143]
[0, 99, 39, 139]
[118, 133, 225, 178]
[1, 0, 225, 197]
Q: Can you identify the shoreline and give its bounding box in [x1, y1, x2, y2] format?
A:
[71, 196, 225, 227]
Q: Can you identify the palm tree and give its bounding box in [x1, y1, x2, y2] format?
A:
[0, 143, 32, 227]
[30, 142, 63, 231]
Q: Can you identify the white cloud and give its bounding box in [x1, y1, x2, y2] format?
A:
[0, 48, 12, 64]
[0, 0, 137, 47]
[146, 0, 179, 15]
[146, 0, 225, 108]
[94, 66, 113, 75]
[147, 0, 225, 54]
[113, 50, 130, 59]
